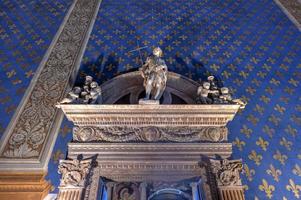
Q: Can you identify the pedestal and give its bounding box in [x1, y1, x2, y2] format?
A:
[138, 99, 160, 104]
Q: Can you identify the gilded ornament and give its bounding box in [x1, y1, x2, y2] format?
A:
[259, 179, 275, 199]
[293, 164, 301, 177]
[286, 179, 301, 198]
[243, 164, 255, 182]
[256, 137, 269, 151]
[248, 150, 262, 166]
[266, 164, 281, 182]
[273, 150, 287, 165]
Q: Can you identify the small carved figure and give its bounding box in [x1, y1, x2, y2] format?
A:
[196, 82, 219, 104]
[196, 75, 246, 108]
[140, 47, 168, 100]
[59, 87, 81, 104]
[219, 87, 232, 103]
[89, 81, 102, 104]
[59, 76, 102, 104]
[119, 188, 135, 200]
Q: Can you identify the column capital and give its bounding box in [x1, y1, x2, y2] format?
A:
[58, 158, 92, 188]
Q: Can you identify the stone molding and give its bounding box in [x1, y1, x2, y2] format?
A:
[274, 0, 301, 31]
[0, 0, 102, 169]
[67, 143, 233, 160]
[0, 171, 51, 200]
[58, 104, 240, 127]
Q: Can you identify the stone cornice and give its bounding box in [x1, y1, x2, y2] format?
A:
[58, 104, 240, 127]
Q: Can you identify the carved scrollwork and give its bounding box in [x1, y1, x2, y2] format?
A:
[73, 126, 227, 142]
[210, 159, 243, 186]
[1, 0, 99, 158]
[58, 158, 92, 187]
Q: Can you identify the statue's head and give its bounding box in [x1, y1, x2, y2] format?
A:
[221, 87, 229, 94]
[90, 81, 98, 88]
[73, 87, 82, 94]
[85, 76, 93, 85]
[207, 76, 215, 81]
[153, 47, 163, 57]
[203, 82, 210, 89]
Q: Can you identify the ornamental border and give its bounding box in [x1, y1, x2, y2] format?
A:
[0, 0, 102, 170]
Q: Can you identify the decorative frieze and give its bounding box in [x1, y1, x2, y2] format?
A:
[73, 126, 228, 142]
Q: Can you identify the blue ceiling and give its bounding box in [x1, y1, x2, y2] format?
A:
[1, 0, 301, 199]
[0, 0, 73, 137]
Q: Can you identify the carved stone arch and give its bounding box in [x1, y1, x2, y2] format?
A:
[100, 71, 199, 104]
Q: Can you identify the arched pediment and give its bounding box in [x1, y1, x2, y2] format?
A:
[100, 71, 199, 104]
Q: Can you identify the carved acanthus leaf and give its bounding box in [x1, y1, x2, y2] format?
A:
[210, 159, 243, 186]
[58, 158, 92, 187]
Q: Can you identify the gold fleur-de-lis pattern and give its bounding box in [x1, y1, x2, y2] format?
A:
[0, 0, 73, 139]
[2, 0, 300, 198]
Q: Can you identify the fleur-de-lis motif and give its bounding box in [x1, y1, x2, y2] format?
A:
[256, 137, 269, 151]
[269, 114, 281, 126]
[52, 149, 65, 164]
[240, 125, 252, 138]
[243, 164, 255, 181]
[293, 164, 301, 177]
[286, 179, 301, 198]
[254, 104, 264, 115]
[280, 137, 292, 151]
[266, 164, 282, 182]
[273, 150, 287, 165]
[262, 125, 274, 138]
[259, 179, 275, 199]
[233, 137, 245, 151]
[249, 150, 262, 166]
[274, 104, 285, 114]
[247, 114, 259, 125]
[285, 125, 297, 137]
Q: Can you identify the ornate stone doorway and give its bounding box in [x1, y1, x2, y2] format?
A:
[56, 71, 245, 200]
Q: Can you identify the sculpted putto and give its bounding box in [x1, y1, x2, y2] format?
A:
[59, 76, 102, 104]
[196, 75, 246, 109]
[140, 47, 168, 100]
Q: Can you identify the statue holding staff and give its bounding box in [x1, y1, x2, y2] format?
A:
[140, 47, 168, 100]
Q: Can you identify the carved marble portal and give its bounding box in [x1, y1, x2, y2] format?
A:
[57, 71, 245, 200]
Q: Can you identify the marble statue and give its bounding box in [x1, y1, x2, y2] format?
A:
[59, 76, 102, 104]
[140, 47, 168, 100]
[196, 75, 246, 108]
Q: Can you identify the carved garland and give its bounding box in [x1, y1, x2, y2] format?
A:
[73, 126, 228, 142]
[1, 0, 99, 158]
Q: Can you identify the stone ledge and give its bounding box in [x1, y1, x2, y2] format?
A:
[0, 171, 51, 200]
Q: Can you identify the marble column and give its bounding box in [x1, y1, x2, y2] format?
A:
[139, 182, 148, 200]
[190, 182, 199, 200]
[218, 186, 245, 200]
[106, 182, 114, 200]
[210, 159, 245, 200]
[57, 158, 92, 200]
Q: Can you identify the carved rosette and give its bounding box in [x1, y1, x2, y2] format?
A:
[73, 126, 228, 142]
[58, 158, 92, 187]
[210, 159, 243, 186]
